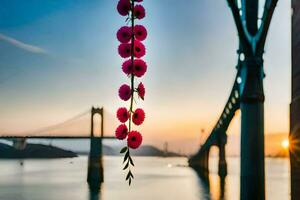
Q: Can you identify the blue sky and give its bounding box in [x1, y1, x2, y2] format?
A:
[0, 0, 290, 153]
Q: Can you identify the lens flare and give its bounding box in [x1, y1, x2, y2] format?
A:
[281, 139, 289, 149]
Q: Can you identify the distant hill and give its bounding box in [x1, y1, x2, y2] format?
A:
[0, 143, 77, 159]
[0, 142, 183, 158]
[78, 144, 183, 157]
[77, 145, 118, 156]
[130, 145, 183, 157]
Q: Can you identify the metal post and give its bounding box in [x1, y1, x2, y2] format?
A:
[291, 1, 300, 199]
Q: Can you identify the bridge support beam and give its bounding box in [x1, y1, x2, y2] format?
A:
[218, 144, 227, 178]
[239, 0, 266, 196]
[229, 0, 277, 198]
[217, 131, 227, 178]
[240, 102, 265, 200]
[204, 150, 209, 174]
[196, 150, 210, 178]
[189, 149, 210, 177]
[87, 137, 104, 187]
[87, 107, 104, 190]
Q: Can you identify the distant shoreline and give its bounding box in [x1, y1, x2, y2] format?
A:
[0, 142, 184, 159]
[0, 142, 77, 159]
[1, 142, 287, 159]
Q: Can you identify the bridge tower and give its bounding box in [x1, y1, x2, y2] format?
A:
[87, 107, 104, 190]
[13, 138, 27, 150]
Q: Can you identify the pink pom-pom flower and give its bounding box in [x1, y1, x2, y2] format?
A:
[134, 40, 146, 58]
[115, 0, 148, 184]
[137, 82, 145, 100]
[127, 131, 143, 149]
[117, 107, 130, 123]
[117, 26, 132, 43]
[122, 59, 133, 75]
[134, 5, 145, 20]
[119, 84, 131, 101]
[117, 0, 131, 16]
[133, 59, 147, 77]
[134, 25, 147, 41]
[118, 43, 132, 58]
[115, 124, 128, 140]
[132, 108, 145, 125]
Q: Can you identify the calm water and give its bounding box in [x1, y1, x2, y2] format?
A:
[0, 156, 290, 200]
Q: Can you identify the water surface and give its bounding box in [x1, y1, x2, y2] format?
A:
[0, 156, 290, 200]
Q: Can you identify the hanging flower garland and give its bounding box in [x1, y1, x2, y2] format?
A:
[115, 0, 147, 185]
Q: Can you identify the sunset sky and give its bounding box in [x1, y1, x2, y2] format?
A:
[0, 0, 291, 154]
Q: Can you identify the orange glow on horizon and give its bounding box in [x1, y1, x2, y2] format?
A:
[281, 139, 289, 149]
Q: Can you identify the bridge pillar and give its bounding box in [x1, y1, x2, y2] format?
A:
[204, 150, 209, 173]
[199, 154, 204, 170]
[240, 56, 265, 200]
[87, 107, 104, 189]
[291, 1, 300, 199]
[192, 149, 210, 177]
[240, 63, 265, 200]
[13, 138, 27, 150]
[218, 131, 227, 178]
[199, 150, 209, 177]
[219, 175, 226, 199]
[218, 144, 227, 178]
[239, 1, 265, 199]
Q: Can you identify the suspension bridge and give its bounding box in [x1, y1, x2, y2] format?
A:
[1, 1, 300, 199]
[0, 106, 115, 191]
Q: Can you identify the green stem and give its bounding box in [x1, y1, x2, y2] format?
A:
[129, 0, 135, 132]
[126, 0, 135, 185]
